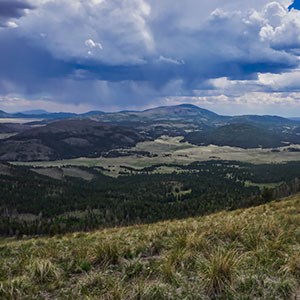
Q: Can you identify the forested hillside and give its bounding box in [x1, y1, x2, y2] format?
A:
[0, 120, 146, 161]
[2, 161, 300, 236]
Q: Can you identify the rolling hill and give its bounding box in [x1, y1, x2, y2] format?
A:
[119, 104, 223, 123]
[0, 110, 12, 118]
[0, 123, 30, 134]
[96, 105, 300, 149]
[90, 104, 227, 128]
[2, 193, 300, 299]
[0, 119, 146, 161]
[0, 110, 104, 120]
[0, 104, 297, 128]
[0, 104, 299, 160]
[184, 123, 292, 149]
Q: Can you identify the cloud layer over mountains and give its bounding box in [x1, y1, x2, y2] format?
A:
[1, 0, 300, 115]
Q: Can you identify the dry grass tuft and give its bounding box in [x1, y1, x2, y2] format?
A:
[29, 259, 61, 283]
[198, 248, 241, 297]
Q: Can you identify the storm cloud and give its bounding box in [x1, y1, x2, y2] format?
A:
[0, 0, 34, 27]
[1, 0, 300, 115]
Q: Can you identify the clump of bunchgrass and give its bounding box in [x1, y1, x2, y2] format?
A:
[159, 255, 183, 286]
[121, 257, 145, 280]
[66, 243, 94, 273]
[93, 240, 121, 266]
[197, 248, 241, 297]
[29, 259, 61, 284]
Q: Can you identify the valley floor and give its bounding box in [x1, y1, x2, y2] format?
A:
[2, 194, 300, 299]
[13, 136, 300, 177]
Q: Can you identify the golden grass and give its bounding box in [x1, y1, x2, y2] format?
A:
[2, 194, 300, 298]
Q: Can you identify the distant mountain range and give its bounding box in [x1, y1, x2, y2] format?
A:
[0, 109, 105, 120]
[0, 104, 296, 122]
[20, 110, 50, 115]
[0, 104, 300, 161]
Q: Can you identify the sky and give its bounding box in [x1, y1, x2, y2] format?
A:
[1, 0, 300, 116]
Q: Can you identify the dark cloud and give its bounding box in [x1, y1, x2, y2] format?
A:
[0, 0, 34, 27]
[0, 24, 297, 108]
[0, 0, 34, 17]
[1, 0, 300, 113]
[0, 31, 75, 96]
[288, 0, 300, 11]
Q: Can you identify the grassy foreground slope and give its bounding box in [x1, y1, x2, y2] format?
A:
[2, 195, 300, 299]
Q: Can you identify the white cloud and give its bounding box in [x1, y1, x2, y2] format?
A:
[85, 39, 103, 50]
[20, 0, 154, 64]
[207, 69, 300, 95]
[260, 3, 300, 51]
[162, 92, 300, 116]
[5, 21, 19, 28]
[156, 56, 184, 65]
[258, 70, 300, 90]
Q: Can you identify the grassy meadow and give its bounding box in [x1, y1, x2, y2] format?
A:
[12, 136, 300, 177]
[2, 194, 300, 299]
